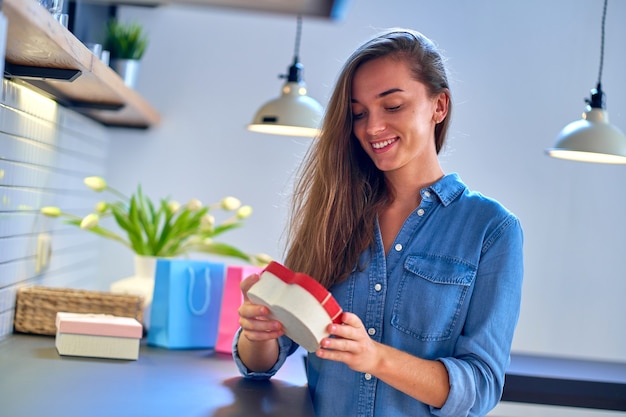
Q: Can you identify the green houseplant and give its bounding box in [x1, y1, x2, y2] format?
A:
[104, 19, 149, 87]
[104, 19, 149, 60]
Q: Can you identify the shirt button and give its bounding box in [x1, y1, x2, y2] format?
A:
[367, 328, 376, 336]
[394, 243, 403, 251]
[417, 208, 425, 216]
[364, 373, 372, 380]
[424, 191, 431, 198]
[374, 283, 382, 292]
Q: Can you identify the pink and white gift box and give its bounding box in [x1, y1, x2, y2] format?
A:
[55, 312, 143, 360]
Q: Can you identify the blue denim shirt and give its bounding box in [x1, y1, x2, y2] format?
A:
[233, 173, 524, 417]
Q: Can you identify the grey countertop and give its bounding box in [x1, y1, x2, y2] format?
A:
[503, 352, 626, 411]
[2, 334, 625, 415]
[0, 334, 313, 417]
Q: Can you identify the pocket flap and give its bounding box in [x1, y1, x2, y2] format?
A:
[404, 254, 476, 286]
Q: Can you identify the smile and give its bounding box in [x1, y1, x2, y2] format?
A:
[371, 137, 398, 150]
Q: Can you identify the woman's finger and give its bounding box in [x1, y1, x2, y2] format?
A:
[240, 273, 260, 299]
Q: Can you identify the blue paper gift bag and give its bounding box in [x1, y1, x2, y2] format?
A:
[148, 258, 225, 349]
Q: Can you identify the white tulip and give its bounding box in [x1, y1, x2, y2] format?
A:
[80, 213, 99, 229]
[40, 206, 61, 217]
[84, 176, 107, 192]
[221, 196, 241, 211]
[95, 201, 108, 213]
[186, 198, 203, 211]
[236, 205, 253, 219]
[168, 200, 181, 214]
[201, 214, 216, 228]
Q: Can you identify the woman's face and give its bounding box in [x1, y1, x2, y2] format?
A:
[350, 56, 447, 176]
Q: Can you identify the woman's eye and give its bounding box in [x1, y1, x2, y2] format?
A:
[386, 105, 401, 112]
[352, 112, 365, 120]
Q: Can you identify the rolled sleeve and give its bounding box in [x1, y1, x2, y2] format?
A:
[432, 216, 523, 417]
[432, 357, 477, 416]
[232, 328, 299, 380]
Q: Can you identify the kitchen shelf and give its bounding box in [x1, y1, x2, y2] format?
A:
[66, 0, 351, 21]
[2, 0, 160, 128]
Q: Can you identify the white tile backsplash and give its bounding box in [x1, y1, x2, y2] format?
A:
[0, 79, 110, 339]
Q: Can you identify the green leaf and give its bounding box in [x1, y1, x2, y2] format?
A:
[192, 241, 252, 262]
[211, 222, 244, 236]
[154, 199, 174, 255]
[136, 186, 158, 253]
[129, 195, 149, 253]
[110, 201, 144, 254]
[64, 219, 131, 249]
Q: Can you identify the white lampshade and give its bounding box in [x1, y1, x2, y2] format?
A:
[248, 80, 323, 138]
[546, 0, 626, 164]
[248, 16, 323, 138]
[546, 108, 626, 164]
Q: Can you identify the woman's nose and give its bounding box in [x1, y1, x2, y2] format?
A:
[365, 112, 386, 136]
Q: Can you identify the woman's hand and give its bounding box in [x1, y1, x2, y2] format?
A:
[316, 312, 450, 407]
[315, 312, 382, 374]
[238, 273, 284, 342]
[236, 274, 284, 372]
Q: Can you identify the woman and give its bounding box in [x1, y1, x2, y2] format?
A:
[234, 29, 524, 417]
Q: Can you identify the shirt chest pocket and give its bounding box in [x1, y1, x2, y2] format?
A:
[391, 254, 476, 342]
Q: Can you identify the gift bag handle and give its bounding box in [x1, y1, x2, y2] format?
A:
[187, 267, 211, 316]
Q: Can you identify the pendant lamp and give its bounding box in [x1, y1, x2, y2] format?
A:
[545, 0, 626, 164]
[247, 15, 323, 138]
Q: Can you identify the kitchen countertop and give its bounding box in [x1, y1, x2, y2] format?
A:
[2, 333, 625, 416]
[0, 334, 313, 417]
[503, 352, 626, 411]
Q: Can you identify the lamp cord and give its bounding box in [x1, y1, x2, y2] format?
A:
[597, 0, 607, 86]
[294, 14, 302, 62]
[586, 0, 608, 109]
[283, 15, 305, 83]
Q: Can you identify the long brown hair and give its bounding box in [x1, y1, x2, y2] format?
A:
[284, 29, 452, 288]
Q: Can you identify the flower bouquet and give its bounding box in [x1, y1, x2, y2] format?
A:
[41, 176, 269, 265]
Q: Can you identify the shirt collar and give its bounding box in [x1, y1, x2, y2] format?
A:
[426, 172, 466, 207]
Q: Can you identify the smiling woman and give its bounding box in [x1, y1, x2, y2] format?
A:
[350, 55, 448, 177]
[232, 28, 524, 417]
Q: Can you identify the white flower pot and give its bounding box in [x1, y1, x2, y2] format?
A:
[111, 59, 141, 89]
[110, 255, 158, 329]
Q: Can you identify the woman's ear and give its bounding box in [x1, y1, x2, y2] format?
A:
[433, 91, 449, 123]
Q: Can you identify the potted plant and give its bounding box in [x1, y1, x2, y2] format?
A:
[104, 19, 149, 88]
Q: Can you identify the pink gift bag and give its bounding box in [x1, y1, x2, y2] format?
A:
[215, 265, 262, 353]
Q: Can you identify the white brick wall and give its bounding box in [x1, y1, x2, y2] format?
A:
[0, 79, 110, 339]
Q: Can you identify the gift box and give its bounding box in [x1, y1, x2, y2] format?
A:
[55, 312, 143, 360]
[247, 261, 343, 352]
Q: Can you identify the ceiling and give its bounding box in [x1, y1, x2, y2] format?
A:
[79, 0, 351, 20]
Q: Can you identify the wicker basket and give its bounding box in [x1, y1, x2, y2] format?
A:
[14, 286, 144, 336]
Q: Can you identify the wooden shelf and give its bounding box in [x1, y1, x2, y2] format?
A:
[64, 0, 350, 20]
[2, 0, 160, 128]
